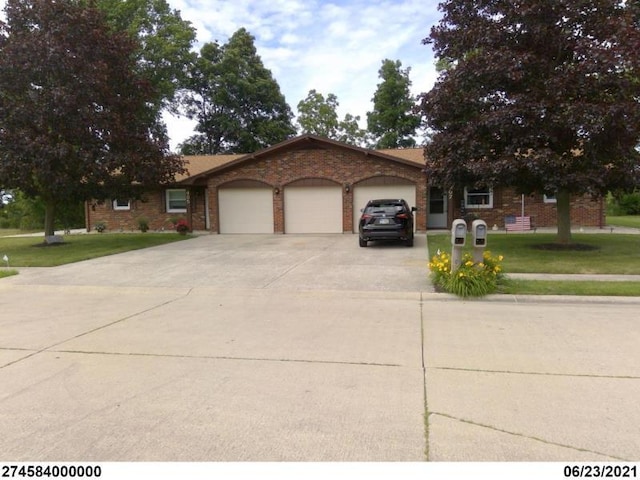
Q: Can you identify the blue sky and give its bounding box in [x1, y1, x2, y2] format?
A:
[167, 0, 443, 149]
[0, 0, 444, 150]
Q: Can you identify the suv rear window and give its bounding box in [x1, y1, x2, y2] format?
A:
[364, 202, 406, 215]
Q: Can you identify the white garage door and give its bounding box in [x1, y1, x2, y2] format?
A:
[284, 186, 343, 233]
[218, 188, 274, 233]
[353, 184, 416, 232]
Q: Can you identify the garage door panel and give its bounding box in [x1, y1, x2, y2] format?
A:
[285, 186, 342, 233]
[219, 188, 274, 234]
[353, 185, 416, 233]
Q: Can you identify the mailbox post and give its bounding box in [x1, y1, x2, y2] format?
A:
[471, 219, 488, 263]
[450, 219, 467, 271]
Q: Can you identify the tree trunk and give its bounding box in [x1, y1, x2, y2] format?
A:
[44, 201, 56, 238]
[556, 189, 572, 244]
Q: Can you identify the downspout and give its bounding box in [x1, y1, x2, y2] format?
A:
[204, 188, 210, 230]
[599, 195, 604, 229]
[85, 201, 91, 232]
[186, 189, 193, 232]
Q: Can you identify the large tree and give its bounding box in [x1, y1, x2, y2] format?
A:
[97, 0, 197, 115]
[421, 0, 640, 244]
[180, 28, 295, 154]
[0, 0, 184, 240]
[367, 59, 421, 149]
[296, 89, 368, 146]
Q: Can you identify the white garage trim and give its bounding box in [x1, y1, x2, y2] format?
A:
[353, 183, 416, 233]
[219, 187, 274, 234]
[284, 186, 343, 233]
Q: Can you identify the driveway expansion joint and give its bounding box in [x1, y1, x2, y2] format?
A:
[0, 289, 194, 370]
[48, 349, 405, 368]
[259, 252, 325, 289]
[429, 412, 629, 461]
[419, 291, 431, 461]
[431, 366, 640, 380]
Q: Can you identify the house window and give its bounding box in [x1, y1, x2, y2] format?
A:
[464, 187, 493, 208]
[166, 189, 187, 213]
[112, 199, 131, 211]
[543, 193, 557, 203]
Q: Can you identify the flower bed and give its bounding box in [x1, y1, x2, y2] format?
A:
[175, 219, 189, 235]
[429, 250, 504, 297]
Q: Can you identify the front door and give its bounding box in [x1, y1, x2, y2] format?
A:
[427, 187, 448, 229]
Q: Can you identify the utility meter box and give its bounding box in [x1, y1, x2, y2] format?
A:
[472, 219, 488, 247]
[451, 219, 467, 246]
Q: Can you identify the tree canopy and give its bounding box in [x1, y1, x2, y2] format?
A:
[421, 0, 640, 243]
[179, 28, 295, 154]
[97, 0, 197, 115]
[296, 89, 368, 146]
[0, 0, 184, 238]
[367, 59, 421, 149]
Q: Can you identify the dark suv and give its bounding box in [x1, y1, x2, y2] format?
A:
[358, 199, 415, 247]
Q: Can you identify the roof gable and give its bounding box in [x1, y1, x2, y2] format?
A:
[178, 135, 425, 185]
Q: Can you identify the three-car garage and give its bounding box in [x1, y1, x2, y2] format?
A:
[217, 177, 417, 234]
[186, 135, 427, 234]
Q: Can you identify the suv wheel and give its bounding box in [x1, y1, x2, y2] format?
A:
[405, 237, 414, 247]
[359, 237, 368, 247]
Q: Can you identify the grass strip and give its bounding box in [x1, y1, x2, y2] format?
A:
[499, 279, 640, 296]
[0, 233, 193, 267]
[0, 269, 18, 279]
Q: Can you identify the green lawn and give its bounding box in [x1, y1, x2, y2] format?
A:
[0, 229, 40, 237]
[427, 233, 640, 274]
[499, 279, 640, 296]
[0, 233, 193, 267]
[606, 215, 640, 229]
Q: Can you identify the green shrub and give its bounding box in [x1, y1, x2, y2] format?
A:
[608, 190, 640, 215]
[429, 250, 504, 298]
[618, 191, 640, 215]
[606, 193, 624, 216]
[137, 217, 149, 232]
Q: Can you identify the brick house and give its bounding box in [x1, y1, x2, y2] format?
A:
[85, 135, 605, 233]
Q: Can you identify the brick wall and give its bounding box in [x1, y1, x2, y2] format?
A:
[203, 146, 427, 233]
[85, 190, 206, 233]
[451, 188, 605, 229]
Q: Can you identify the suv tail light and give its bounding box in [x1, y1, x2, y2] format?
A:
[396, 213, 409, 219]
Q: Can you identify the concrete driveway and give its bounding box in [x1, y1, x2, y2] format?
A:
[1, 233, 639, 461]
[5, 233, 429, 291]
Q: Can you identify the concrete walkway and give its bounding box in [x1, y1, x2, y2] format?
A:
[1, 234, 639, 462]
